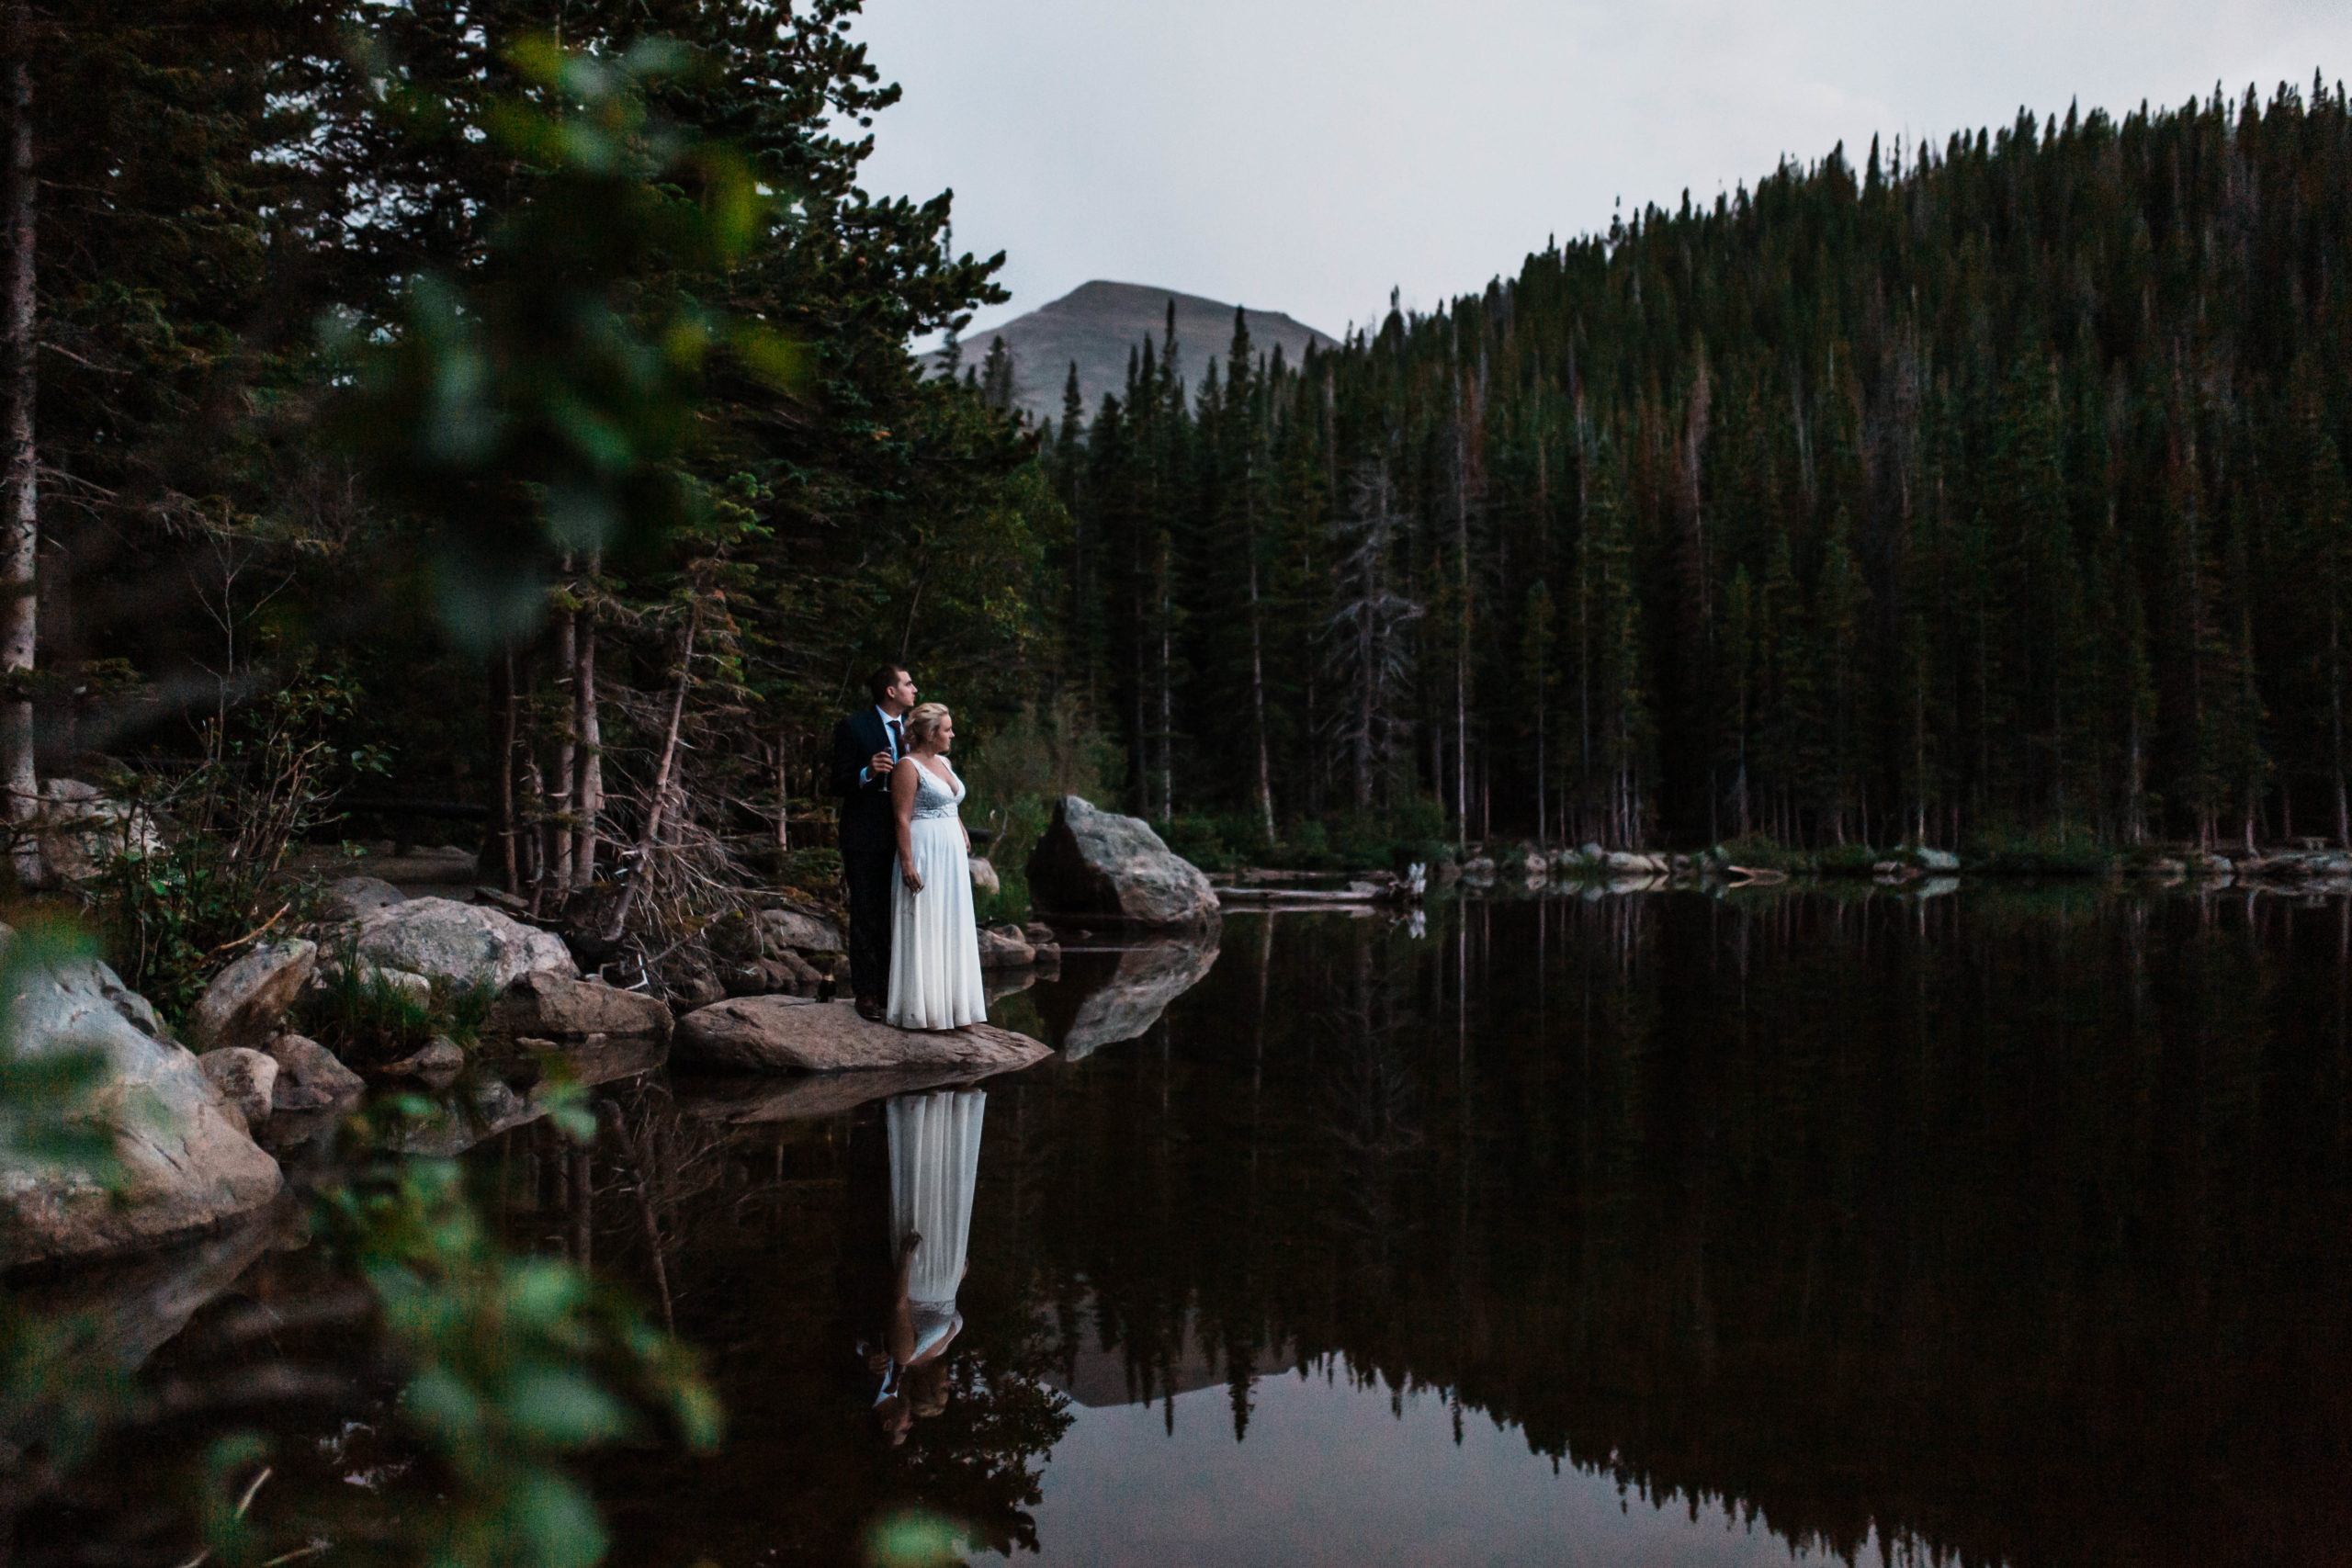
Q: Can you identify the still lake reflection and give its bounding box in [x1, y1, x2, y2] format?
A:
[545, 887, 2352, 1566]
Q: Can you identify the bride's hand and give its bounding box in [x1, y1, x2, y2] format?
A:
[901, 867, 924, 894]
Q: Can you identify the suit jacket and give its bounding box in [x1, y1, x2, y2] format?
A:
[831, 708, 901, 854]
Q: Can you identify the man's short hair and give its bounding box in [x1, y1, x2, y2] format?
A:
[866, 665, 910, 705]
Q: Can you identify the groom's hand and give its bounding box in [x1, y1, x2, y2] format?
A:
[868, 750, 896, 781]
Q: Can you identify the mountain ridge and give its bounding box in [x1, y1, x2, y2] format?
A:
[931, 280, 1337, 423]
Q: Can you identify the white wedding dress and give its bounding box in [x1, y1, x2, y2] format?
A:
[887, 759, 988, 1030]
[888, 1089, 986, 1357]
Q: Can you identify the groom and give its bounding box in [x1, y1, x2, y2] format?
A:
[832, 664, 918, 1021]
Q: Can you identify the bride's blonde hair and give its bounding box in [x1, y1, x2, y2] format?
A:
[903, 702, 952, 748]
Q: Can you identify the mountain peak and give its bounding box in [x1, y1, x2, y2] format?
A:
[933, 281, 1337, 421]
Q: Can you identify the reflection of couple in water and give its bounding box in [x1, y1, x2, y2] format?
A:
[860, 1089, 986, 1443]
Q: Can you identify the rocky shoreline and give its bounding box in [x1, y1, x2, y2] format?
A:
[0, 793, 1225, 1279]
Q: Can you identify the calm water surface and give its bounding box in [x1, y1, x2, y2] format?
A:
[78, 886, 2352, 1567]
[516, 886, 2352, 1567]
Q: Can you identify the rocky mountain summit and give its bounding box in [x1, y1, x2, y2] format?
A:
[933, 280, 1336, 423]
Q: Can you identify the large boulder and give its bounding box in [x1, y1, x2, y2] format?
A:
[488, 972, 672, 1042]
[674, 996, 1049, 1076]
[1025, 795, 1218, 928]
[757, 906, 844, 956]
[190, 939, 317, 1052]
[1035, 935, 1221, 1060]
[351, 897, 574, 991]
[0, 943, 282, 1267]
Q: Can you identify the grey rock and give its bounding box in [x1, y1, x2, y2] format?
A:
[490, 972, 672, 1040]
[662, 952, 727, 1013]
[319, 875, 406, 922]
[0, 947, 282, 1268]
[976, 924, 1036, 969]
[266, 1032, 365, 1107]
[27, 780, 164, 887]
[673, 995, 1048, 1075]
[1913, 846, 1961, 872]
[352, 896, 574, 990]
[379, 1036, 466, 1082]
[1460, 856, 1497, 884]
[191, 939, 318, 1052]
[1035, 935, 1221, 1060]
[720, 956, 808, 998]
[969, 856, 1001, 897]
[1026, 795, 1219, 928]
[196, 1048, 278, 1130]
[757, 906, 845, 955]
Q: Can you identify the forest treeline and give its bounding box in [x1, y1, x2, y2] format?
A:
[1037, 80, 2352, 852]
[8, 2, 2352, 896]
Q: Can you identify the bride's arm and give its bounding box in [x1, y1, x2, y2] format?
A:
[890, 758, 922, 892]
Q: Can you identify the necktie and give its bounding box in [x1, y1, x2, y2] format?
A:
[888, 719, 904, 758]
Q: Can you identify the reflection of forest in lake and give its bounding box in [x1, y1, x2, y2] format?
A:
[430, 891, 2352, 1562]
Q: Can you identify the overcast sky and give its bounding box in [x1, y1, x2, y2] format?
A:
[848, 0, 2352, 344]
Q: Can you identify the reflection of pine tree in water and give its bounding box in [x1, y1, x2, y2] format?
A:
[1317, 939, 1424, 1266]
[985, 895, 2352, 1568]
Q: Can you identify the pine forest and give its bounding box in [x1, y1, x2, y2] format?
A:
[1037, 82, 2352, 861]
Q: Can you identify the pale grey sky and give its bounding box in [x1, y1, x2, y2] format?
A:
[850, 0, 2352, 343]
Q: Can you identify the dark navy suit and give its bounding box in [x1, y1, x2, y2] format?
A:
[831, 706, 904, 1000]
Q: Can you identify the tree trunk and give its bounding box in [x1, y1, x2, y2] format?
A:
[0, 1, 35, 876]
[571, 559, 601, 887]
[549, 558, 577, 895]
[498, 650, 520, 894]
[775, 732, 791, 850]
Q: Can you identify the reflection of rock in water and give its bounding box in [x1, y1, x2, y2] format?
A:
[675, 1066, 1001, 1125]
[6, 1201, 291, 1382]
[384, 1032, 669, 1156]
[1033, 936, 1219, 1059]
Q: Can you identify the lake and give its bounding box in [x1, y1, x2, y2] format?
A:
[59, 885, 2352, 1566]
[534, 886, 2352, 1566]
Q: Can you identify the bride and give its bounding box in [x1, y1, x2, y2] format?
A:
[885, 702, 988, 1029]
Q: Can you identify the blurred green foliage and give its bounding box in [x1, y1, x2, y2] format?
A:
[335, 33, 803, 652]
[316, 1114, 721, 1568]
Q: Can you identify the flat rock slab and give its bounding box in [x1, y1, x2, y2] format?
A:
[673, 995, 1049, 1076]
